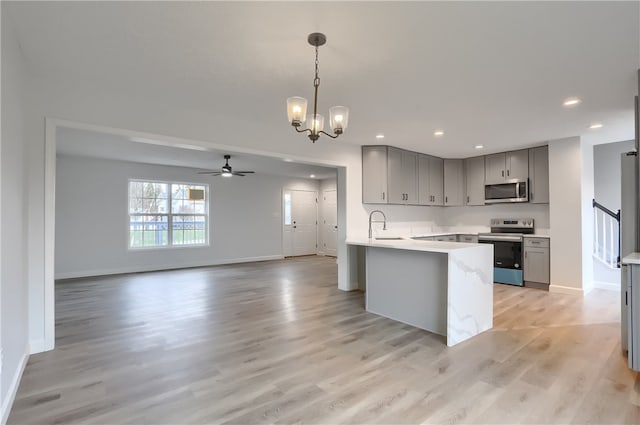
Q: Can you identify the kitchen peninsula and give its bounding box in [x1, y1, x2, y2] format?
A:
[347, 237, 493, 346]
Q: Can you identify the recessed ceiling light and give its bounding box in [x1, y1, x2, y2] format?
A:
[563, 97, 581, 107]
[475, 145, 484, 149]
[283, 158, 293, 162]
[434, 130, 444, 137]
[589, 123, 603, 129]
[309, 174, 316, 178]
[375, 134, 385, 139]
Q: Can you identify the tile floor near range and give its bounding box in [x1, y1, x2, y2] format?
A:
[8, 256, 638, 424]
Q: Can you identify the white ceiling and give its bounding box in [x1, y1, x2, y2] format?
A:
[56, 126, 338, 180]
[6, 1, 640, 159]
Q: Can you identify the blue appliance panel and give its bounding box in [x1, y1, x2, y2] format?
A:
[495, 267, 523, 286]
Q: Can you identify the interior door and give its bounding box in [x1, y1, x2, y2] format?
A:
[322, 189, 337, 256]
[283, 189, 317, 256]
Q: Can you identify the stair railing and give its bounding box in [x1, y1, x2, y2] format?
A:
[593, 199, 621, 268]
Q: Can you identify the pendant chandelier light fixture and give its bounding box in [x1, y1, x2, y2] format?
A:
[286, 33, 349, 143]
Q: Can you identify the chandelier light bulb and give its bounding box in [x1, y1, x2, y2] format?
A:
[287, 96, 308, 125]
[307, 114, 325, 133]
[329, 105, 349, 134]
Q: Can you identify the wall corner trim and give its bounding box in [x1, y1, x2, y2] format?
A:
[28, 339, 47, 355]
[1, 352, 29, 425]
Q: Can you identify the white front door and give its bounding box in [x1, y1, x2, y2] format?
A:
[283, 189, 317, 256]
[322, 189, 337, 256]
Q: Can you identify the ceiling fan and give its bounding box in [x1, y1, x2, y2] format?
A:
[198, 155, 255, 177]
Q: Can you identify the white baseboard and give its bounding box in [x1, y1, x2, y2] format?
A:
[1, 352, 28, 425]
[54, 255, 285, 280]
[29, 339, 47, 354]
[593, 280, 621, 291]
[549, 284, 584, 296]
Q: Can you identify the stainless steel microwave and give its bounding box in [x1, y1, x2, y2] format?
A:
[484, 179, 528, 204]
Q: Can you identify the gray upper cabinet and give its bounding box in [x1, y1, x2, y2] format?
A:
[387, 147, 418, 204]
[484, 153, 506, 183]
[507, 149, 529, 180]
[484, 149, 529, 183]
[418, 154, 443, 206]
[464, 156, 485, 206]
[529, 146, 549, 204]
[362, 146, 388, 204]
[429, 156, 444, 206]
[443, 159, 464, 206]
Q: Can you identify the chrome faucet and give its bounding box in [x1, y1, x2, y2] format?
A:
[368, 210, 387, 239]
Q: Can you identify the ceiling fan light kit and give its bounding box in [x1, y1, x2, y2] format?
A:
[198, 154, 255, 177]
[286, 32, 349, 143]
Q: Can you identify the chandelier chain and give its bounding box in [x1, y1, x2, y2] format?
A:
[314, 46, 320, 88]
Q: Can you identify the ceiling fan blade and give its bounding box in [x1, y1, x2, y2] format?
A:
[233, 173, 246, 176]
[234, 171, 255, 174]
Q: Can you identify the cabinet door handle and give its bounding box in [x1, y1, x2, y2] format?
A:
[382, 192, 385, 201]
[501, 170, 504, 177]
[467, 195, 470, 203]
[445, 196, 448, 204]
[507, 169, 510, 177]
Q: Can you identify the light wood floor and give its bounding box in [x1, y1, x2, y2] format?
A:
[8, 256, 640, 424]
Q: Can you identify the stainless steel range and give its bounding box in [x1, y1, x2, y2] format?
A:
[478, 218, 534, 286]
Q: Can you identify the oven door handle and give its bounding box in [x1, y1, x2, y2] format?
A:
[478, 235, 523, 242]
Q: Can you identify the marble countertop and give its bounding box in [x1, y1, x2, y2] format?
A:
[622, 253, 640, 265]
[346, 237, 486, 254]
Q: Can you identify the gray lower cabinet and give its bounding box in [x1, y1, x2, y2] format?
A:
[529, 146, 549, 204]
[362, 146, 388, 203]
[458, 234, 478, 243]
[464, 156, 485, 206]
[443, 159, 464, 206]
[524, 237, 550, 285]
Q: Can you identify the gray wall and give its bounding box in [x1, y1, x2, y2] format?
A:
[594, 139, 635, 211]
[1, 10, 29, 418]
[592, 139, 635, 285]
[55, 155, 320, 278]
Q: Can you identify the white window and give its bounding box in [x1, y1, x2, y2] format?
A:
[129, 180, 208, 248]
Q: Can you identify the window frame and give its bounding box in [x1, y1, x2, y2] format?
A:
[128, 179, 210, 250]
